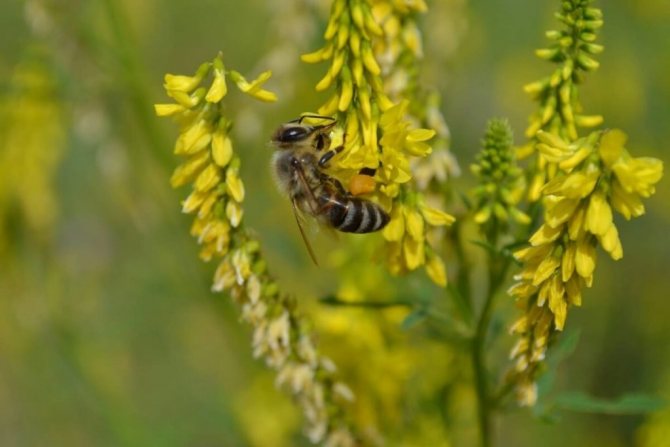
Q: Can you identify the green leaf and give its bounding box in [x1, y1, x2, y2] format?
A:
[554, 392, 666, 415]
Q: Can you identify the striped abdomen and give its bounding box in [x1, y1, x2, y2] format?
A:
[319, 192, 390, 233]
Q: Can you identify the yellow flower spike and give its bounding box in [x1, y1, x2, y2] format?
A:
[425, 254, 447, 287]
[154, 103, 186, 116]
[599, 224, 623, 260]
[194, 163, 222, 192]
[212, 131, 233, 168]
[574, 238, 596, 278]
[585, 191, 613, 236]
[225, 169, 245, 203]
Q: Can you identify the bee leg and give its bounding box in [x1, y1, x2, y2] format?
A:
[318, 132, 347, 167]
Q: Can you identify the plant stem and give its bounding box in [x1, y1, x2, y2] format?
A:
[472, 282, 495, 447]
[472, 229, 511, 447]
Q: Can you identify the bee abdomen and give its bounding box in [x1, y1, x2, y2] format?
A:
[334, 198, 390, 233]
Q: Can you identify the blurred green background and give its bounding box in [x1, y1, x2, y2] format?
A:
[0, 0, 668, 446]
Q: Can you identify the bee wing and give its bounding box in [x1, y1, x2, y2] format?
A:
[291, 198, 319, 266]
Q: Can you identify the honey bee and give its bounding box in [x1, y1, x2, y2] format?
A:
[271, 115, 390, 264]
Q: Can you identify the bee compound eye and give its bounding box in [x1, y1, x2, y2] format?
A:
[280, 126, 309, 142]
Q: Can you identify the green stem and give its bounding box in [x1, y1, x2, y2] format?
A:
[472, 228, 511, 447]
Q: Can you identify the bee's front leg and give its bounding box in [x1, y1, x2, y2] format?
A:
[318, 132, 347, 168]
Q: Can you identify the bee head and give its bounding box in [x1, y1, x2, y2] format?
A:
[273, 124, 311, 145]
[272, 120, 333, 148]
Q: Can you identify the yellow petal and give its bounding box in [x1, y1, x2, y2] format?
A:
[382, 206, 405, 241]
[154, 103, 185, 116]
[205, 69, 227, 103]
[599, 224, 623, 260]
[176, 120, 211, 155]
[425, 255, 447, 287]
[532, 255, 560, 286]
[529, 223, 563, 246]
[170, 150, 210, 188]
[407, 128, 436, 142]
[561, 242, 576, 282]
[598, 129, 626, 167]
[212, 132, 233, 167]
[545, 197, 580, 228]
[194, 163, 221, 192]
[421, 205, 455, 226]
[226, 170, 245, 202]
[585, 191, 613, 236]
[226, 200, 243, 227]
[403, 236, 425, 270]
[182, 190, 207, 214]
[405, 209, 424, 240]
[575, 238, 596, 278]
[567, 205, 586, 241]
[611, 179, 645, 219]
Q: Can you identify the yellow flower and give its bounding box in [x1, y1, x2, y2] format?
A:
[157, 54, 355, 444]
[507, 127, 663, 406]
[302, 0, 453, 285]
